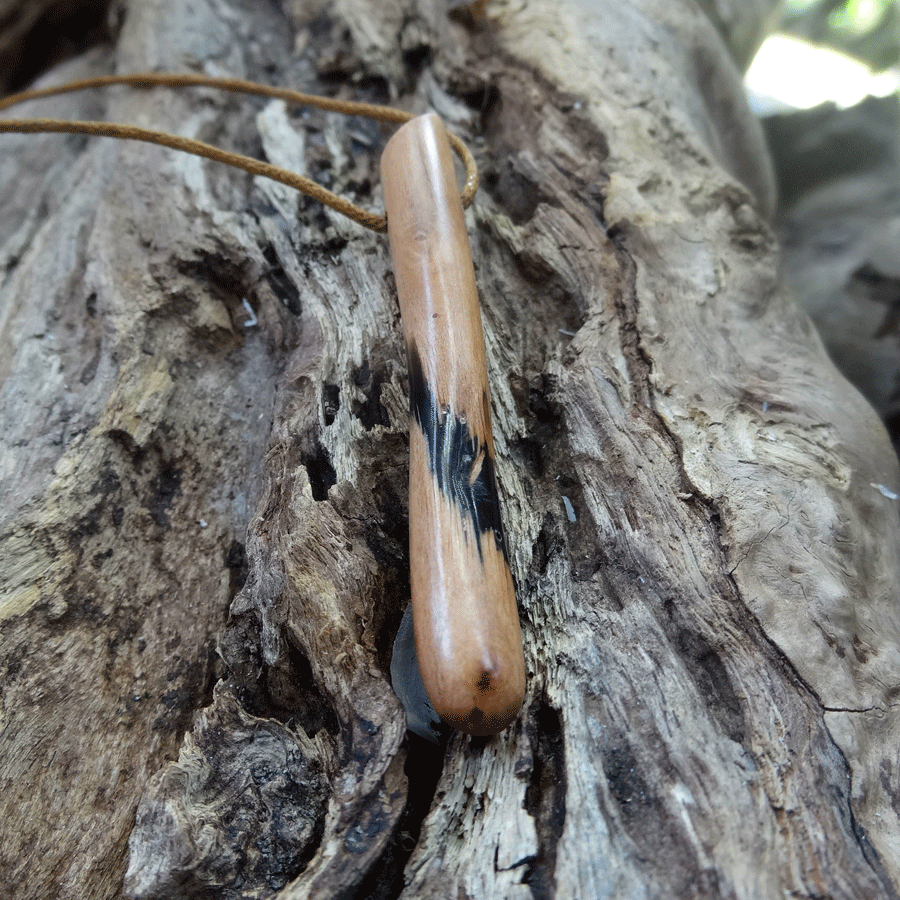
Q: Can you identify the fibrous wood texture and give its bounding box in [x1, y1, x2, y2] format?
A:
[1, 1, 899, 899]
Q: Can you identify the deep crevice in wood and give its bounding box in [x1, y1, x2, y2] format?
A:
[523, 699, 566, 899]
[352, 734, 446, 900]
[0, 0, 114, 95]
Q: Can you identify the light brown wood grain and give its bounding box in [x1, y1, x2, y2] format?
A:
[381, 113, 525, 735]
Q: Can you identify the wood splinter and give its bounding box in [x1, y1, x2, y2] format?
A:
[381, 114, 526, 736]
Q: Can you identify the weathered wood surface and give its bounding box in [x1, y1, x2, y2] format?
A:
[1, 1, 899, 898]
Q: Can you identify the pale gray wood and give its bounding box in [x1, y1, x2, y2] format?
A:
[1, 1, 899, 899]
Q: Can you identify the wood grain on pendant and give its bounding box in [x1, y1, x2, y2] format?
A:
[381, 113, 525, 736]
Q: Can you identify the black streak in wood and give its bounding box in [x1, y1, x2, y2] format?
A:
[407, 344, 507, 562]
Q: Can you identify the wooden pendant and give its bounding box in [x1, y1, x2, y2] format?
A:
[381, 113, 525, 736]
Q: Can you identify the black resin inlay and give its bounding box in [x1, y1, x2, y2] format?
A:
[407, 345, 507, 561]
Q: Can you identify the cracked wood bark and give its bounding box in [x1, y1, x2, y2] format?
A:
[1, 1, 899, 899]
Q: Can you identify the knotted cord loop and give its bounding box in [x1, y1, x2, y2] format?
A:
[0, 72, 479, 233]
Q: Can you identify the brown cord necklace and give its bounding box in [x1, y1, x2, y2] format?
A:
[0, 73, 525, 738]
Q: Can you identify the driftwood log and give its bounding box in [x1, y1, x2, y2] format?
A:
[1, 1, 899, 898]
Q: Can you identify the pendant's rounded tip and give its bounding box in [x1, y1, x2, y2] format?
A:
[434, 671, 526, 737]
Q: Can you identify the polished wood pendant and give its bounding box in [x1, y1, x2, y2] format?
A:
[381, 113, 525, 736]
